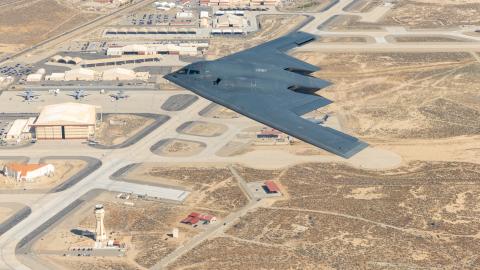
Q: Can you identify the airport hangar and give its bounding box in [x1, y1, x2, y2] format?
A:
[32, 103, 97, 140]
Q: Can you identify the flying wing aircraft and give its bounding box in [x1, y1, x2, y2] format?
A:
[68, 89, 89, 100]
[164, 32, 368, 158]
[18, 90, 40, 102]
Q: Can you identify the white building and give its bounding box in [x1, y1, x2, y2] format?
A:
[45, 73, 65, 81]
[2, 163, 55, 182]
[4, 118, 35, 143]
[176, 12, 193, 19]
[26, 73, 43, 82]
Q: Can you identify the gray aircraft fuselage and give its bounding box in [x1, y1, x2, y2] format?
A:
[168, 60, 329, 93]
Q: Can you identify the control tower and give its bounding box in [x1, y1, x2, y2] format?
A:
[94, 204, 107, 242]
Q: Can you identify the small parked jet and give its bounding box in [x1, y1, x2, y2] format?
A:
[164, 32, 368, 158]
[68, 89, 89, 100]
[18, 90, 40, 102]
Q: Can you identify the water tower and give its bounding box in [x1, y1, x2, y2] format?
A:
[94, 204, 107, 242]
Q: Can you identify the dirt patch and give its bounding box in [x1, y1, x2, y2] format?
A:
[95, 114, 155, 146]
[382, 0, 480, 28]
[169, 161, 480, 269]
[177, 121, 227, 137]
[151, 139, 206, 157]
[0, 206, 14, 223]
[293, 51, 480, 140]
[0, 0, 98, 53]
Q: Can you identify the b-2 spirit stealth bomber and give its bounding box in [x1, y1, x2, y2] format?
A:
[164, 32, 368, 158]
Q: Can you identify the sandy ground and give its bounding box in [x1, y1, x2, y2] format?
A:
[178, 121, 228, 137]
[290, 51, 480, 165]
[153, 139, 206, 157]
[0, 207, 14, 223]
[0, 159, 86, 190]
[0, 0, 98, 54]
[169, 161, 480, 269]
[381, 0, 480, 28]
[95, 114, 155, 146]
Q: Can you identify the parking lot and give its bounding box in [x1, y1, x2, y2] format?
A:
[0, 64, 33, 77]
[127, 13, 174, 26]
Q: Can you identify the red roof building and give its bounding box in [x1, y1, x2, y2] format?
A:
[181, 212, 216, 225]
[264, 180, 280, 193]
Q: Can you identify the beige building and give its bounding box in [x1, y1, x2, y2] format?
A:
[102, 67, 150, 81]
[216, 14, 245, 28]
[33, 103, 97, 140]
[64, 68, 97, 81]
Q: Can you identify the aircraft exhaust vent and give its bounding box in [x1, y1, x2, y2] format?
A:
[284, 67, 315, 76]
[288, 85, 321, 96]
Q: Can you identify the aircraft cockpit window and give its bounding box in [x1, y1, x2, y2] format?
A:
[189, 69, 200, 75]
[177, 69, 187, 74]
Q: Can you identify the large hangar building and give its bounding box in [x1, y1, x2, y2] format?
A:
[33, 103, 97, 140]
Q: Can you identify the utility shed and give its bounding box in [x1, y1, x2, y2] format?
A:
[264, 180, 280, 193]
[33, 103, 97, 140]
[5, 118, 34, 142]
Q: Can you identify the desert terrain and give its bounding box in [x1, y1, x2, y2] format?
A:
[124, 164, 248, 213]
[169, 161, 480, 269]
[289, 51, 480, 163]
[321, 0, 480, 31]
[0, 0, 98, 54]
[151, 139, 207, 157]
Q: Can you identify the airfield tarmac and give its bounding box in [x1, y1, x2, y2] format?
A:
[0, 0, 479, 269]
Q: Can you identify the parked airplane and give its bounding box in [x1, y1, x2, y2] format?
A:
[18, 90, 40, 102]
[68, 89, 89, 100]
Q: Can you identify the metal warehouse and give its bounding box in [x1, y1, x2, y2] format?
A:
[33, 103, 97, 140]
